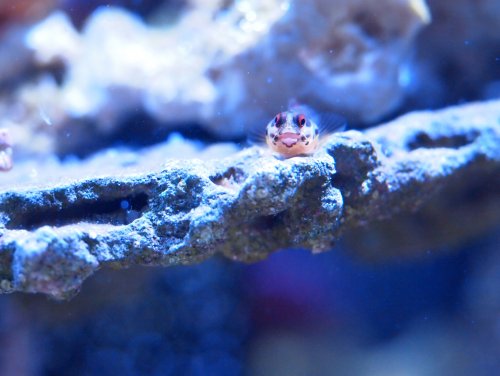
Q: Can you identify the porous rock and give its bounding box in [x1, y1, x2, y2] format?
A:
[0, 100, 499, 298]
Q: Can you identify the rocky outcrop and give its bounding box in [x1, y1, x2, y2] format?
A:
[0, 99, 498, 298]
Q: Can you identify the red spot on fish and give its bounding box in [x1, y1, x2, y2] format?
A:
[274, 112, 287, 127]
[296, 114, 306, 127]
[274, 113, 282, 126]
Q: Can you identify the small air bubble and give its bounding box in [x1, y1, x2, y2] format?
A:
[266, 77, 273, 84]
[120, 200, 130, 210]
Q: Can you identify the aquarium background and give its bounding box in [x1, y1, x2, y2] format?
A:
[0, 1, 499, 375]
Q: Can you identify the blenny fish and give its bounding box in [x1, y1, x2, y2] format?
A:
[264, 107, 345, 158]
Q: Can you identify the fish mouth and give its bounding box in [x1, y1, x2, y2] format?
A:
[278, 132, 301, 148]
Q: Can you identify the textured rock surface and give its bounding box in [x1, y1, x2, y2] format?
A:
[0, 100, 499, 298]
[3, 0, 500, 160]
[7, 0, 429, 158]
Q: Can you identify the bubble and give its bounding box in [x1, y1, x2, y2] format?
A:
[120, 200, 130, 210]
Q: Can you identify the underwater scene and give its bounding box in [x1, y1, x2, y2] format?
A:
[0, 0, 499, 375]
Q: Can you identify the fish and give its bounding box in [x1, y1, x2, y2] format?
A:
[263, 106, 345, 158]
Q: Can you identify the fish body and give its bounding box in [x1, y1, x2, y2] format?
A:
[265, 106, 346, 158]
[265, 110, 320, 157]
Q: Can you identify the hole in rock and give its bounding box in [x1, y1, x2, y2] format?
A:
[251, 211, 286, 232]
[407, 131, 479, 151]
[353, 10, 384, 39]
[210, 167, 247, 190]
[331, 174, 357, 189]
[8, 192, 149, 230]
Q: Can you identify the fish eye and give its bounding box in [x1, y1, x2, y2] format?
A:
[274, 113, 283, 127]
[296, 114, 306, 127]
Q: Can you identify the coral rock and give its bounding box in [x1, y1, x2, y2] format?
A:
[23, 0, 430, 142]
[0, 99, 499, 298]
